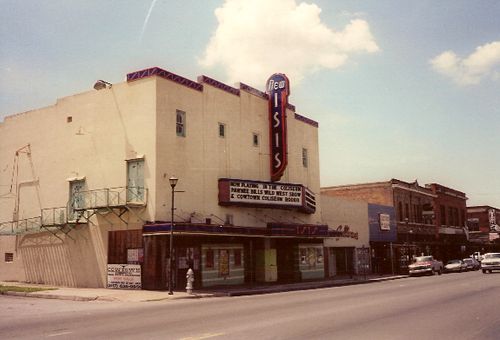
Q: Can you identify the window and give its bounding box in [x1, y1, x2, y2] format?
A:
[205, 249, 214, 268]
[302, 148, 308, 168]
[252, 133, 259, 147]
[316, 248, 323, 264]
[398, 202, 403, 221]
[218, 123, 225, 138]
[234, 249, 242, 267]
[176, 110, 186, 137]
[5, 253, 14, 263]
[440, 205, 446, 225]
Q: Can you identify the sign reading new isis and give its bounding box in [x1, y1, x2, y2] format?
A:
[266, 73, 290, 182]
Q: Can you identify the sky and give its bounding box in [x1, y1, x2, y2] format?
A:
[1, 0, 499, 208]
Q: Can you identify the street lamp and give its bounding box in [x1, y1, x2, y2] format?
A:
[168, 176, 178, 295]
[405, 218, 411, 270]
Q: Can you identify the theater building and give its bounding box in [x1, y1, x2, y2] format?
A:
[0, 67, 341, 289]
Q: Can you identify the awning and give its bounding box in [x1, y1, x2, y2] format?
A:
[142, 222, 341, 239]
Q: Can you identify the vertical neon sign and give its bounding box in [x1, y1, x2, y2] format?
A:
[266, 73, 290, 182]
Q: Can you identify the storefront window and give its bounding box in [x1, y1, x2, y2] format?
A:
[316, 248, 323, 264]
[307, 248, 317, 267]
[234, 249, 242, 267]
[206, 249, 214, 268]
[300, 248, 307, 264]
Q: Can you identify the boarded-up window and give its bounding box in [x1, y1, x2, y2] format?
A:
[108, 230, 143, 264]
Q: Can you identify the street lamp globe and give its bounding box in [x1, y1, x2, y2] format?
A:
[169, 176, 178, 188]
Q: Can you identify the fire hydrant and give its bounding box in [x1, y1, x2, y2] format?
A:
[186, 268, 194, 294]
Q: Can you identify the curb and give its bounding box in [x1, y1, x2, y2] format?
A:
[1, 276, 408, 302]
[206, 275, 408, 297]
[1, 291, 97, 301]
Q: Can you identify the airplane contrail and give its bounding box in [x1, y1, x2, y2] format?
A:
[140, 0, 158, 43]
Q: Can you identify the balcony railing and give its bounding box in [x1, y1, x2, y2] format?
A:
[70, 186, 148, 211]
[41, 207, 67, 226]
[0, 217, 42, 235]
[0, 187, 147, 235]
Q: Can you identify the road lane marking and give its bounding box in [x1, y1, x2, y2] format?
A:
[46, 331, 73, 337]
[180, 332, 225, 340]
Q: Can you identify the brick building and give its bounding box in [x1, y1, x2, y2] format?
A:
[425, 183, 468, 260]
[467, 206, 500, 245]
[322, 179, 442, 272]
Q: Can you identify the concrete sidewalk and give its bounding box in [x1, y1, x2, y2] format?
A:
[1, 275, 406, 302]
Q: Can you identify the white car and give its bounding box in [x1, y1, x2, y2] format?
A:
[481, 253, 500, 273]
[444, 259, 467, 273]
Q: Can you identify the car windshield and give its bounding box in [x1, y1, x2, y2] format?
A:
[415, 256, 433, 262]
[447, 260, 461, 264]
[463, 259, 472, 263]
[484, 253, 500, 259]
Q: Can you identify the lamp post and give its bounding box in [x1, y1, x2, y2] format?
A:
[405, 218, 410, 271]
[168, 176, 178, 295]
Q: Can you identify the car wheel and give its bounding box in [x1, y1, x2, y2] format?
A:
[488, 270, 492, 273]
[482, 269, 487, 274]
[438, 268, 442, 275]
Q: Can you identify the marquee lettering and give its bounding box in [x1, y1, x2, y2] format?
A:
[266, 73, 290, 181]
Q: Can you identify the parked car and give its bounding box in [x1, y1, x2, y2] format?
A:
[481, 253, 500, 273]
[408, 256, 443, 276]
[463, 258, 480, 271]
[472, 257, 481, 270]
[444, 259, 467, 273]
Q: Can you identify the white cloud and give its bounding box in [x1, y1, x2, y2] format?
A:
[430, 41, 500, 85]
[199, 0, 379, 87]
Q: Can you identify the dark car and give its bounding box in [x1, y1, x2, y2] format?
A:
[463, 258, 480, 271]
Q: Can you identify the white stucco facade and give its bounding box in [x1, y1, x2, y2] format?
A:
[0, 68, 325, 287]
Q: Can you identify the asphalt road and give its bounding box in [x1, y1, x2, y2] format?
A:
[1, 271, 499, 340]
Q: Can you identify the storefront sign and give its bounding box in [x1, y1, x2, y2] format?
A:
[379, 213, 390, 231]
[335, 225, 359, 239]
[107, 264, 141, 289]
[266, 73, 290, 181]
[268, 223, 329, 236]
[127, 248, 144, 264]
[488, 209, 498, 232]
[218, 178, 316, 213]
[219, 249, 230, 277]
[488, 209, 496, 224]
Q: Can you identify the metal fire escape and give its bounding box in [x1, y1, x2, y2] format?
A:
[66, 186, 148, 227]
[0, 145, 148, 240]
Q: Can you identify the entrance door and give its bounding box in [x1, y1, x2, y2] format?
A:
[127, 159, 144, 202]
[69, 180, 85, 221]
[328, 249, 336, 277]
